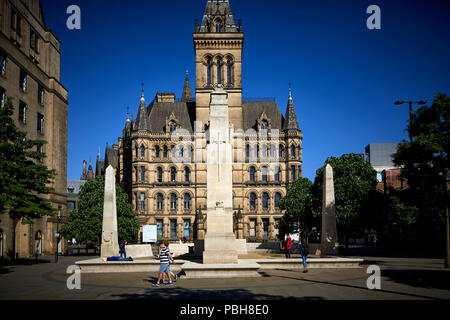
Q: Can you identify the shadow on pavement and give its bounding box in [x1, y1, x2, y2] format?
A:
[0, 258, 51, 266]
[111, 287, 324, 300]
[381, 269, 450, 291]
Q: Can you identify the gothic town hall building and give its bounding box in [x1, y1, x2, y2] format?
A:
[99, 0, 303, 243]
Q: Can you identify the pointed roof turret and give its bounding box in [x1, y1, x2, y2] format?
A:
[283, 86, 300, 131]
[198, 0, 239, 33]
[135, 84, 150, 131]
[181, 70, 194, 102]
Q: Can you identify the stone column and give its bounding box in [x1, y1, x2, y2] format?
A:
[320, 164, 339, 256]
[101, 165, 119, 257]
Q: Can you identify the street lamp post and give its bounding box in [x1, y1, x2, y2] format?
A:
[394, 100, 427, 142]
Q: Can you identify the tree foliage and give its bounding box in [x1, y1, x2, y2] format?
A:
[60, 175, 139, 243]
[0, 97, 56, 222]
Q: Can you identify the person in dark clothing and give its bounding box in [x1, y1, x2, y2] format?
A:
[283, 234, 293, 259]
[298, 240, 309, 273]
[119, 240, 127, 258]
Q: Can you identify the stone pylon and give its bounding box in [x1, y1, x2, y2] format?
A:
[320, 164, 339, 256]
[203, 85, 238, 264]
[101, 165, 119, 257]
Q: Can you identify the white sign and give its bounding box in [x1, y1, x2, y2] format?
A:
[142, 225, 157, 243]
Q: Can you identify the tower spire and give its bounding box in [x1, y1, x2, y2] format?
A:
[283, 85, 300, 131]
[135, 85, 150, 131]
[181, 70, 194, 102]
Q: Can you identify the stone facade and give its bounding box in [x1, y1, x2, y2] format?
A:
[0, 0, 68, 258]
[102, 0, 303, 243]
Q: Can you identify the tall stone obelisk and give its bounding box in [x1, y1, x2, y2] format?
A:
[203, 85, 238, 264]
[101, 165, 119, 257]
[320, 164, 339, 256]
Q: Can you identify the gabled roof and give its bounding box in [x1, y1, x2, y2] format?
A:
[243, 101, 284, 131]
[147, 101, 194, 133]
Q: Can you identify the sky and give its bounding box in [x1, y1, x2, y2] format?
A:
[40, 0, 450, 182]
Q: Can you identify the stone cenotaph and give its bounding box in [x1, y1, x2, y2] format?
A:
[202, 85, 238, 264]
[320, 164, 339, 256]
[100, 165, 119, 257]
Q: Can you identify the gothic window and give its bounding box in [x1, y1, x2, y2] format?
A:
[291, 165, 296, 181]
[275, 192, 282, 208]
[249, 166, 256, 182]
[170, 167, 177, 182]
[207, 59, 212, 86]
[169, 121, 177, 133]
[217, 60, 221, 85]
[246, 145, 250, 159]
[215, 21, 222, 33]
[227, 60, 232, 85]
[261, 120, 268, 130]
[184, 193, 191, 210]
[157, 193, 164, 210]
[141, 145, 146, 157]
[140, 166, 145, 182]
[157, 167, 163, 183]
[262, 166, 268, 182]
[179, 145, 184, 158]
[290, 144, 296, 157]
[249, 192, 256, 210]
[184, 167, 190, 182]
[262, 192, 269, 209]
[157, 220, 163, 236]
[279, 145, 284, 158]
[163, 145, 168, 158]
[140, 193, 145, 210]
[170, 220, 177, 237]
[274, 166, 280, 182]
[170, 193, 177, 210]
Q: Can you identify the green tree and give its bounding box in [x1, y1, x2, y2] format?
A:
[60, 175, 139, 243]
[392, 92, 449, 262]
[278, 177, 315, 240]
[0, 97, 56, 257]
[311, 154, 378, 252]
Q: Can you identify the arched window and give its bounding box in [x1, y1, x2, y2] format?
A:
[157, 167, 163, 183]
[216, 21, 222, 33]
[184, 193, 191, 210]
[170, 167, 177, 182]
[155, 146, 160, 158]
[140, 145, 145, 157]
[227, 60, 232, 85]
[249, 192, 256, 210]
[163, 145, 168, 158]
[217, 60, 221, 85]
[246, 145, 250, 159]
[157, 193, 164, 210]
[169, 121, 177, 133]
[170, 193, 177, 210]
[179, 145, 184, 158]
[262, 166, 268, 182]
[184, 167, 190, 182]
[207, 59, 212, 85]
[279, 145, 284, 158]
[262, 192, 269, 209]
[140, 166, 145, 182]
[140, 193, 145, 210]
[261, 120, 268, 130]
[290, 144, 296, 157]
[291, 165, 296, 181]
[275, 192, 281, 209]
[274, 166, 280, 182]
[249, 166, 256, 182]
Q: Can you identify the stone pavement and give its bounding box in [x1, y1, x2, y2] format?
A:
[0, 256, 449, 300]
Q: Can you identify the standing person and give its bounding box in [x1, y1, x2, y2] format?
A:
[299, 240, 309, 273]
[284, 234, 293, 259]
[153, 241, 174, 287]
[119, 240, 127, 258]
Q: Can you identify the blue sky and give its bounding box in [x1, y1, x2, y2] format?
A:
[40, 0, 450, 182]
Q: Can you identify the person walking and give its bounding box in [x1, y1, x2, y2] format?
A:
[153, 241, 174, 287]
[119, 240, 127, 258]
[284, 234, 293, 259]
[299, 240, 309, 273]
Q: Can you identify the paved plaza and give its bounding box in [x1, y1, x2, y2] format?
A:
[0, 256, 449, 300]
